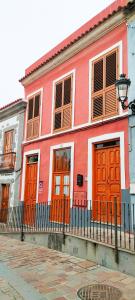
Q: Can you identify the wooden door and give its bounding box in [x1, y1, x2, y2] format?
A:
[93, 143, 121, 223]
[0, 184, 9, 223]
[50, 148, 71, 223]
[24, 157, 38, 225]
[50, 173, 70, 223]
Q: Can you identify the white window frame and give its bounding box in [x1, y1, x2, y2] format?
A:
[89, 41, 123, 124]
[48, 142, 74, 207]
[88, 131, 125, 209]
[21, 149, 40, 203]
[51, 70, 76, 134]
[24, 88, 43, 141]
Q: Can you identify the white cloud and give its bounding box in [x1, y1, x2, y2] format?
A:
[0, 0, 114, 106]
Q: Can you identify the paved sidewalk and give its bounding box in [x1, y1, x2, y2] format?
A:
[0, 236, 135, 299]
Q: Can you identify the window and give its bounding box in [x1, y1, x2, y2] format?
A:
[4, 130, 14, 153]
[27, 155, 38, 164]
[91, 48, 119, 121]
[27, 94, 40, 140]
[54, 76, 72, 131]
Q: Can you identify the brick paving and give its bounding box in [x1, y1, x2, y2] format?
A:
[0, 236, 135, 299]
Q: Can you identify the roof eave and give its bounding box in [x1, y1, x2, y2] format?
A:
[0, 100, 27, 120]
[20, 10, 125, 87]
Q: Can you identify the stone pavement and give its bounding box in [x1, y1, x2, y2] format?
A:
[0, 236, 135, 300]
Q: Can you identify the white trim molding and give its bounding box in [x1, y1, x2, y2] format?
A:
[89, 41, 123, 123]
[48, 142, 74, 207]
[22, 112, 128, 146]
[24, 88, 43, 141]
[51, 69, 76, 134]
[88, 131, 125, 209]
[21, 149, 40, 203]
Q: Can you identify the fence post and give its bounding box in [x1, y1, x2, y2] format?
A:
[114, 197, 119, 264]
[21, 201, 24, 242]
[62, 194, 66, 244]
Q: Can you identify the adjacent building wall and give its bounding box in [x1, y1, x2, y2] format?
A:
[127, 16, 135, 204]
[0, 104, 26, 207]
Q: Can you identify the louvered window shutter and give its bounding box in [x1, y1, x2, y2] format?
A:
[27, 95, 40, 140]
[63, 77, 71, 128]
[63, 107, 71, 128]
[27, 122, 33, 139]
[94, 59, 103, 92]
[91, 49, 118, 121]
[64, 77, 71, 105]
[28, 98, 34, 120]
[106, 52, 116, 87]
[55, 83, 62, 108]
[54, 76, 72, 131]
[54, 112, 61, 130]
[105, 51, 117, 116]
[34, 95, 40, 117]
[93, 96, 103, 118]
[92, 59, 103, 119]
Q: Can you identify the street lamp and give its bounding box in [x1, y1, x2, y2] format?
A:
[115, 74, 135, 114]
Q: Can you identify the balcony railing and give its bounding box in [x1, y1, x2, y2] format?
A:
[0, 152, 16, 171]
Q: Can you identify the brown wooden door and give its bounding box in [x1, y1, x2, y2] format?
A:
[0, 184, 9, 223]
[24, 158, 38, 225]
[50, 148, 71, 224]
[93, 144, 121, 223]
[50, 172, 70, 223]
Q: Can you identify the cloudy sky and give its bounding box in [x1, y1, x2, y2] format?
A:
[0, 0, 114, 107]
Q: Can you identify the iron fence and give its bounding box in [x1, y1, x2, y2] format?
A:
[0, 198, 135, 253]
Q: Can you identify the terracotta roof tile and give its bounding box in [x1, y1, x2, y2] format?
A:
[0, 98, 22, 111]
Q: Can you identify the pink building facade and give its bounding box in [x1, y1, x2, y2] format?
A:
[20, 0, 131, 222]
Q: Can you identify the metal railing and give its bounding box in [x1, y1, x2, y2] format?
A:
[0, 152, 16, 171]
[0, 198, 135, 253]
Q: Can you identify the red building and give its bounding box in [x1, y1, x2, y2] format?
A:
[20, 0, 130, 223]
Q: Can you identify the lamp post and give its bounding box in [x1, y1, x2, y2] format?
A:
[115, 74, 135, 114]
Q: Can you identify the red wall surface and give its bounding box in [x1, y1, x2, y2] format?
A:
[21, 20, 129, 203]
[24, 23, 127, 134]
[22, 118, 129, 203]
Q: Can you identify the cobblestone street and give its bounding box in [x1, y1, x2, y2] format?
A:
[0, 235, 135, 299]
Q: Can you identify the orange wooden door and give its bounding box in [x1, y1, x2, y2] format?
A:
[93, 144, 121, 223]
[0, 184, 9, 223]
[50, 148, 70, 224]
[50, 172, 70, 223]
[24, 159, 38, 225]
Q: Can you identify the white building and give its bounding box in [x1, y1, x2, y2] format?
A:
[0, 99, 26, 222]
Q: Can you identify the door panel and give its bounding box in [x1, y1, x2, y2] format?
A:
[24, 160, 38, 225]
[93, 144, 121, 223]
[0, 184, 9, 223]
[50, 148, 71, 224]
[50, 172, 70, 223]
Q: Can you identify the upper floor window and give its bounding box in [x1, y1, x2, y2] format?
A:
[91, 48, 119, 121]
[26, 94, 40, 140]
[4, 130, 14, 154]
[53, 75, 72, 132]
[0, 130, 16, 170]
